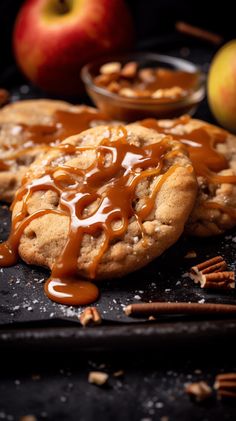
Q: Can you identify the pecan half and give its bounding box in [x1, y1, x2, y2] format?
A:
[88, 371, 109, 386]
[79, 307, 102, 327]
[120, 61, 138, 78]
[100, 62, 121, 75]
[185, 381, 212, 401]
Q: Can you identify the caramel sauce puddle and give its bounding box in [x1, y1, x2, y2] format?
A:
[0, 126, 178, 306]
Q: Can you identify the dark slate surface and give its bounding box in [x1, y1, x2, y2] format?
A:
[1, 200, 236, 328]
[0, 45, 236, 335]
[1, 348, 236, 421]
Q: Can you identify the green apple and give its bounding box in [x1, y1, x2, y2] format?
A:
[208, 40, 236, 133]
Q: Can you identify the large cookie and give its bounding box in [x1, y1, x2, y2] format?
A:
[139, 116, 236, 236]
[0, 99, 109, 202]
[10, 124, 197, 280]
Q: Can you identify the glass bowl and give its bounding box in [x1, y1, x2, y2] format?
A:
[81, 52, 205, 122]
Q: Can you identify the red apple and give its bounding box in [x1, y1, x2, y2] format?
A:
[13, 0, 134, 95]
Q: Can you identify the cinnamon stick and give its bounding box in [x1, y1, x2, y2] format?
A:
[124, 302, 236, 317]
[176, 21, 223, 45]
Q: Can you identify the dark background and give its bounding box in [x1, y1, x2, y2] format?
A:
[1, 2, 236, 420]
[0, 0, 235, 73]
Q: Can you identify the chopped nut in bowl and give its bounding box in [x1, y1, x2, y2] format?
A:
[81, 53, 205, 122]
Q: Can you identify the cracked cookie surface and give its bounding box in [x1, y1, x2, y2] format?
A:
[11, 124, 197, 280]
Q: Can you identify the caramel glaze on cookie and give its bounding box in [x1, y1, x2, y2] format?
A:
[0, 100, 111, 202]
[140, 116, 236, 236]
[0, 125, 196, 305]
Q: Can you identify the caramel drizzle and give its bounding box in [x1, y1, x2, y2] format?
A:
[141, 116, 236, 183]
[202, 201, 236, 219]
[0, 109, 108, 171]
[141, 116, 236, 219]
[0, 126, 179, 305]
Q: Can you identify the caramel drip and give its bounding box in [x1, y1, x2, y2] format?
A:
[0, 109, 109, 171]
[203, 201, 236, 219]
[0, 126, 176, 306]
[141, 117, 236, 184]
[141, 117, 236, 221]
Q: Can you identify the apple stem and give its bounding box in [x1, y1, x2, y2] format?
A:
[57, 0, 71, 15]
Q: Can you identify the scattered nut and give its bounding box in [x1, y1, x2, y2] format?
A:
[94, 73, 117, 87]
[100, 62, 121, 75]
[119, 88, 137, 98]
[184, 250, 197, 259]
[152, 86, 184, 99]
[88, 371, 109, 386]
[185, 381, 212, 401]
[113, 370, 124, 378]
[107, 81, 120, 93]
[120, 61, 138, 78]
[79, 307, 102, 327]
[139, 68, 156, 83]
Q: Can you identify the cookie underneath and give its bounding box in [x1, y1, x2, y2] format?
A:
[138, 116, 236, 236]
[0, 99, 110, 203]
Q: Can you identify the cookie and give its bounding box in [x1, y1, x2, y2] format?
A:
[139, 116, 236, 236]
[0, 99, 110, 202]
[7, 124, 197, 285]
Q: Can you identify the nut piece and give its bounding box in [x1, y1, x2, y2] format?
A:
[120, 61, 138, 78]
[94, 73, 117, 87]
[139, 68, 156, 83]
[185, 381, 212, 401]
[100, 62, 121, 75]
[184, 250, 197, 259]
[148, 315, 157, 321]
[107, 81, 120, 93]
[152, 86, 184, 99]
[113, 370, 124, 378]
[119, 88, 138, 98]
[214, 373, 236, 399]
[88, 371, 109, 386]
[79, 307, 102, 327]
